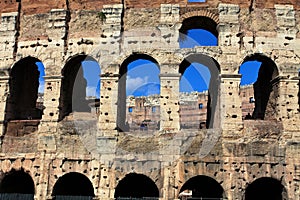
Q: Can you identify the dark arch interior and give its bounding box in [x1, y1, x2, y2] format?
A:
[52, 172, 94, 197]
[59, 55, 99, 120]
[240, 54, 278, 120]
[179, 54, 220, 129]
[0, 169, 35, 194]
[245, 177, 284, 200]
[117, 54, 160, 132]
[6, 57, 43, 120]
[179, 175, 224, 198]
[179, 16, 218, 41]
[114, 173, 159, 198]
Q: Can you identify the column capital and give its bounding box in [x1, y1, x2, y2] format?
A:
[220, 74, 242, 79]
[271, 75, 296, 84]
[43, 75, 63, 80]
[100, 73, 119, 78]
[0, 76, 10, 81]
[159, 73, 181, 78]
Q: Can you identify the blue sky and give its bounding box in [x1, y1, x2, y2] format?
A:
[126, 59, 160, 96]
[180, 63, 211, 92]
[36, 29, 260, 97]
[179, 29, 217, 48]
[81, 61, 101, 97]
[239, 61, 261, 85]
[36, 62, 45, 93]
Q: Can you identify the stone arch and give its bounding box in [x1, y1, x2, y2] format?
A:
[180, 10, 219, 24]
[0, 169, 35, 199]
[117, 52, 161, 71]
[52, 172, 94, 199]
[117, 53, 160, 132]
[239, 53, 279, 120]
[245, 177, 287, 200]
[179, 12, 219, 46]
[114, 173, 159, 199]
[179, 175, 225, 199]
[179, 53, 220, 129]
[5, 56, 45, 122]
[59, 54, 101, 120]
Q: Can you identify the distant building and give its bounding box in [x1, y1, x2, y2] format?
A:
[125, 86, 255, 130]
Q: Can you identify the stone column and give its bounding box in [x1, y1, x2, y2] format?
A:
[218, 4, 240, 47]
[38, 76, 62, 152]
[0, 12, 20, 136]
[0, 76, 9, 136]
[159, 4, 180, 49]
[0, 12, 19, 59]
[159, 73, 180, 132]
[273, 77, 300, 133]
[275, 5, 297, 44]
[220, 74, 243, 132]
[98, 73, 119, 136]
[39, 76, 62, 131]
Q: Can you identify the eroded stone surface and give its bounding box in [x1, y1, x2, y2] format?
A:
[0, 1, 299, 200]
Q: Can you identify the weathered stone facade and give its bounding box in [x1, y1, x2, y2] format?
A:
[0, 0, 299, 199]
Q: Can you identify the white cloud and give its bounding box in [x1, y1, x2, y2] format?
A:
[86, 86, 97, 97]
[126, 76, 149, 94]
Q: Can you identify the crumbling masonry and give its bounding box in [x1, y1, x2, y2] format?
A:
[0, 0, 300, 199]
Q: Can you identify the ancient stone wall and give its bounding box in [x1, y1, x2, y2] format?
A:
[0, 0, 299, 199]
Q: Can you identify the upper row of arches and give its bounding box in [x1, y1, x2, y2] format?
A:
[4, 51, 280, 131]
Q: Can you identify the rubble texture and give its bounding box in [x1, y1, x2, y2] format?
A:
[0, 0, 299, 199]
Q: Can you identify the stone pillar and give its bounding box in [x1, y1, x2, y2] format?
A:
[275, 5, 297, 44]
[0, 12, 19, 59]
[273, 77, 300, 133]
[159, 4, 180, 49]
[100, 4, 122, 58]
[159, 73, 180, 132]
[37, 76, 61, 152]
[0, 76, 9, 136]
[98, 73, 119, 135]
[39, 76, 62, 131]
[220, 74, 243, 132]
[218, 4, 240, 47]
[36, 152, 50, 200]
[0, 12, 19, 136]
[162, 166, 171, 199]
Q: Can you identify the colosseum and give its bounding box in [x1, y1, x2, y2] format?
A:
[0, 0, 299, 199]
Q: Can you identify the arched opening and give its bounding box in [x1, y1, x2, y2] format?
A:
[52, 172, 94, 200]
[4, 57, 45, 136]
[118, 54, 160, 132]
[114, 173, 159, 199]
[179, 54, 220, 129]
[59, 55, 101, 120]
[0, 169, 35, 199]
[245, 177, 286, 200]
[179, 16, 218, 48]
[179, 175, 225, 199]
[6, 57, 45, 121]
[239, 54, 278, 120]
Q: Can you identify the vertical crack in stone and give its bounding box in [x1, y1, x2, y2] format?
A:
[121, 0, 125, 33]
[252, 32, 256, 48]
[63, 0, 71, 56]
[249, 0, 255, 13]
[119, 0, 125, 53]
[13, 0, 21, 60]
[249, 0, 256, 48]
